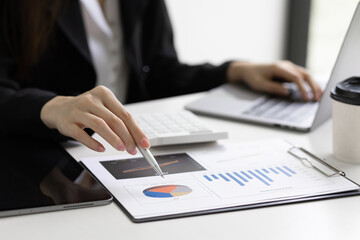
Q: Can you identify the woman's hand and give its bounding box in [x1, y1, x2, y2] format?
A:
[226, 61, 323, 101]
[40, 86, 149, 154]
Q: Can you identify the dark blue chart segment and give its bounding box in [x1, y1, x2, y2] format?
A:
[144, 191, 173, 198]
[202, 165, 296, 186]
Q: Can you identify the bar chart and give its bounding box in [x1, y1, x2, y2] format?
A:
[202, 166, 296, 187]
[196, 164, 309, 199]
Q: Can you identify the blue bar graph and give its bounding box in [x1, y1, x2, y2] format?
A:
[203, 175, 212, 181]
[233, 172, 248, 182]
[255, 169, 273, 182]
[202, 165, 296, 186]
[248, 170, 270, 186]
[226, 173, 245, 186]
[283, 166, 296, 175]
[276, 167, 292, 177]
[270, 168, 279, 174]
[211, 174, 219, 180]
[241, 171, 253, 179]
[219, 174, 230, 182]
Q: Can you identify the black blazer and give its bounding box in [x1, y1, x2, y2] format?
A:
[0, 0, 230, 140]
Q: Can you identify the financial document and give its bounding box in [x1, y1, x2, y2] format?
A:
[81, 139, 359, 221]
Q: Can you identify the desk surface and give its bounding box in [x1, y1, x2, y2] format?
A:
[2, 93, 360, 240]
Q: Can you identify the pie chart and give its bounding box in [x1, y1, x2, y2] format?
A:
[143, 185, 192, 198]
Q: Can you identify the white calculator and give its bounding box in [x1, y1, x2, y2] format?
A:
[133, 111, 228, 147]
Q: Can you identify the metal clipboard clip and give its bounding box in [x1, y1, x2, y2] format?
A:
[288, 146, 345, 177]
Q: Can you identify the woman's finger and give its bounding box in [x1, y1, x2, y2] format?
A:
[79, 112, 126, 152]
[253, 77, 289, 96]
[65, 124, 105, 152]
[271, 63, 309, 101]
[296, 66, 323, 101]
[87, 105, 138, 154]
[93, 86, 150, 149]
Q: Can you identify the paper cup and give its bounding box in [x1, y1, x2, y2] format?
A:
[331, 77, 360, 163]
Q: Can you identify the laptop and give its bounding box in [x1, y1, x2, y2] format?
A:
[186, 2, 360, 132]
[0, 137, 112, 218]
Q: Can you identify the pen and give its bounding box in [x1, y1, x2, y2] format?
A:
[137, 145, 164, 178]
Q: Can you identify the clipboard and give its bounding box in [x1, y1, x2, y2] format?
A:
[81, 139, 360, 223]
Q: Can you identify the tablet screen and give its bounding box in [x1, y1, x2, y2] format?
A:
[0, 137, 112, 218]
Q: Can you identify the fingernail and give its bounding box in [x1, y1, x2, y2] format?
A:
[98, 145, 105, 152]
[128, 148, 137, 155]
[117, 142, 126, 151]
[317, 92, 322, 100]
[141, 137, 150, 148]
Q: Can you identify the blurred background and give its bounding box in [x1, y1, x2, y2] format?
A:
[166, 0, 359, 80]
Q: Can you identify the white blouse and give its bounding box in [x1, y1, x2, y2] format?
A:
[80, 0, 129, 103]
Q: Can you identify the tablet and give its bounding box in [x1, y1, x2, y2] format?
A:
[0, 137, 112, 218]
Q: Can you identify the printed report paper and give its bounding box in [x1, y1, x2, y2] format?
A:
[81, 139, 359, 221]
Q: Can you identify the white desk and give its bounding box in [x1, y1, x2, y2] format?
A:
[2, 93, 360, 240]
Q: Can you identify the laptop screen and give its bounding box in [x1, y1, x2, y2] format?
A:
[313, 3, 360, 129]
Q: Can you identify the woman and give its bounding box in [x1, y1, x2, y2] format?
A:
[0, 0, 322, 155]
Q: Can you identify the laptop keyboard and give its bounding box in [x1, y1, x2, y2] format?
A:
[242, 97, 318, 123]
